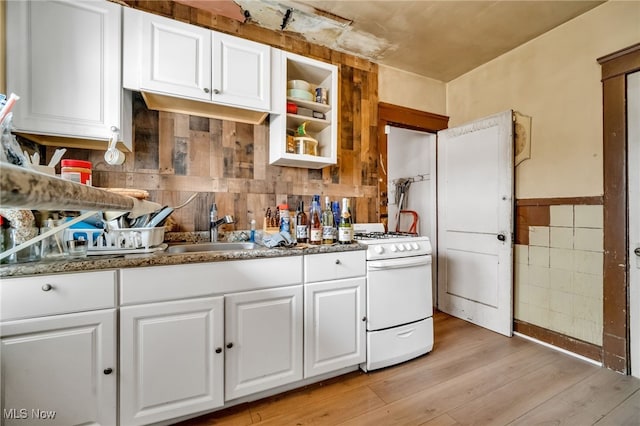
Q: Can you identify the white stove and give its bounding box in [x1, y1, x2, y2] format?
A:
[354, 224, 434, 371]
[353, 223, 432, 261]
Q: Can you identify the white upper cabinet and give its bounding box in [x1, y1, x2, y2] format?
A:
[124, 7, 271, 112]
[212, 32, 271, 111]
[138, 10, 212, 101]
[6, 0, 131, 149]
[269, 51, 338, 169]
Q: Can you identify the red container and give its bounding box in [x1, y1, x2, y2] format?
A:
[286, 102, 298, 114]
[61, 159, 92, 186]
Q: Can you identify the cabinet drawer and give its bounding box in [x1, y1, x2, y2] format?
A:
[0, 271, 117, 321]
[304, 250, 366, 283]
[120, 257, 303, 305]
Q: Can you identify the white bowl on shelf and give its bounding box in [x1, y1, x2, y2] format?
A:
[287, 80, 311, 91]
[287, 89, 314, 101]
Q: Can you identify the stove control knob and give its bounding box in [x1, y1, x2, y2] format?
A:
[397, 244, 405, 252]
[411, 243, 419, 250]
[390, 244, 398, 252]
[374, 246, 384, 254]
[404, 243, 412, 251]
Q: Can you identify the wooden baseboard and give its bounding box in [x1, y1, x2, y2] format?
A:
[514, 319, 602, 362]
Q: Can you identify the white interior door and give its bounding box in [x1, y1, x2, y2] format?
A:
[437, 110, 514, 336]
[628, 71, 640, 378]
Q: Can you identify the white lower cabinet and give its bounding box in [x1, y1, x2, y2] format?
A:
[0, 271, 117, 426]
[119, 297, 224, 426]
[303, 251, 367, 378]
[304, 277, 366, 378]
[224, 285, 303, 400]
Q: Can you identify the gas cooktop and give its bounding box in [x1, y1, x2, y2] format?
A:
[354, 231, 419, 240]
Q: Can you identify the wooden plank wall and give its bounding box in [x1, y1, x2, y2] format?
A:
[52, 1, 379, 232]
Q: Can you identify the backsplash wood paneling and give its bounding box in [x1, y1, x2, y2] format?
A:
[43, 1, 380, 232]
[51, 76, 377, 232]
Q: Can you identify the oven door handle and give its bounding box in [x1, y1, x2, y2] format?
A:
[368, 256, 431, 270]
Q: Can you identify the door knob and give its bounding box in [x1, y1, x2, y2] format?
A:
[635, 247, 640, 256]
[497, 234, 506, 242]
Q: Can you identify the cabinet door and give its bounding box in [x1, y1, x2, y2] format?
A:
[119, 297, 224, 426]
[0, 309, 116, 426]
[6, 0, 122, 141]
[304, 277, 366, 378]
[212, 32, 271, 111]
[139, 11, 212, 101]
[225, 286, 303, 400]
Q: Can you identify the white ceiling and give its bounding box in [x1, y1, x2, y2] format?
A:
[232, 0, 605, 82]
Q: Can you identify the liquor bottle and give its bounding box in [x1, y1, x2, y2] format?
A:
[338, 197, 353, 244]
[309, 198, 322, 245]
[321, 196, 335, 245]
[295, 201, 308, 243]
[332, 201, 340, 234]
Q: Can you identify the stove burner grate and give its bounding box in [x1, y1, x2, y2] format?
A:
[354, 231, 419, 240]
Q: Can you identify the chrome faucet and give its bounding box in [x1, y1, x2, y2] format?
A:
[210, 204, 234, 242]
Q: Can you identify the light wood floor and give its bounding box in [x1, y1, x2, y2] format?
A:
[177, 312, 640, 425]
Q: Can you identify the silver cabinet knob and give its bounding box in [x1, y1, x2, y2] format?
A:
[635, 247, 640, 256]
[204, 88, 210, 93]
[41, 284, 53, 291]
[335, 259, 341, 264]
[213, 89, 220, 95]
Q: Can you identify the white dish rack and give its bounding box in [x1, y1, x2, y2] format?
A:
[65, 227, 165, 254]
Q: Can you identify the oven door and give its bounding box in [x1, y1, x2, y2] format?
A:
[367, 255, 433, 331]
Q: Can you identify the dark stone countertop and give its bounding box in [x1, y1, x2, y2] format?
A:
[0, 242, 366, 278]
[0, 163, 366, 278]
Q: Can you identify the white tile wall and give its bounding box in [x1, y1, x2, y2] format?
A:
[550, 205, 574, 227]
[574, 228, 603, 252]
[529, 265, 550, 288]
[550, 248, 574, 271]
[550, 268, 573, 293]
[574, 205, 603, 228]
[515, 244, 529, 264]
[574, 250, 604, 275]
[550, 227, 573, 249]
[515, 203, 604, 346]
[529, 226, 550, 247]
[529, 246, 550, 267]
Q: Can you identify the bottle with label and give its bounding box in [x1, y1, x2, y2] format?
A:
[309, 198, 322, 245]
[279, 203, 290, 234]
[295, 201, 308, 243]
[321, 196, 335, 245]
[338, 197, 354, 244]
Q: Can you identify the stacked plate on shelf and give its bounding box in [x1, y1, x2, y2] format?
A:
[287, 80, 314, 101]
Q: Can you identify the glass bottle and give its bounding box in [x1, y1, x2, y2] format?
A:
[295, 201, 308, 243]
[338, 197, 353, 244]
[309, 198, 322, 245]
[332, 201, 340, 235]
[321, 196, 335, 245]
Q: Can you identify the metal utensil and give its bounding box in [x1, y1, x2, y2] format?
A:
[145, 206, 174, 228]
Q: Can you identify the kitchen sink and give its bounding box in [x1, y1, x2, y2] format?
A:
[166, 242, 258, 254]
